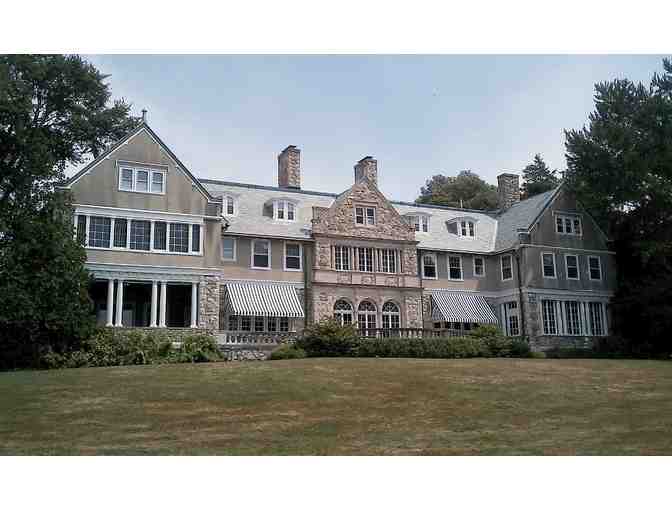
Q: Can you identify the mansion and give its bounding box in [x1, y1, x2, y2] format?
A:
[62, 121, 616, 350]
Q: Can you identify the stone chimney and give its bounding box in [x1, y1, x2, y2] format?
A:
[278, 145, 301, 189]
[354, 156, 378, 187]
[497, 173, 520, 211]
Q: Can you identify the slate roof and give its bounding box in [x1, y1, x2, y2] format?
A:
[201, 178, 558, 253]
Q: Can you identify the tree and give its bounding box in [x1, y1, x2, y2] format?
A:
[0, 55, 140, 368]
[564, 58, 672, 354]
[417, 170, 499, 210]
[521, 154, 560, 198]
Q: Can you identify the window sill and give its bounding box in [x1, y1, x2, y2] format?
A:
[284, 267, 303, 272]
[118, 188, 166, 196]
[85, 246, 202, 256]
[250, 266, 272, 271]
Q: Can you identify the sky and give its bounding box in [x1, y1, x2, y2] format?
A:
[83, 55, 665, 202]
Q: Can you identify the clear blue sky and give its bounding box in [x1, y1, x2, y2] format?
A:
[85, 55, 665, 202]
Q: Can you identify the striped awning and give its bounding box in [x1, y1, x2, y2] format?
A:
[222, 282, 304, 318]
[430, 291, 498, 324]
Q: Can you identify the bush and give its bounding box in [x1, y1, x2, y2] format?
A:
[295, 319, 359, 357]
[468, 324, 516, 357]
[358, 335, 496, 359]
[510, 339, 532, 357]
[528, 351, 546, 359]
[170, 334, 222, 363]
[270, 344, 307, 360]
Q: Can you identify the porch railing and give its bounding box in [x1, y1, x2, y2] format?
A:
[216, 331, 296, 345]
[356, 328, 466, 338]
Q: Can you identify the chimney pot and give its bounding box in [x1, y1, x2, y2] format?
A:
[354, 156, 378, 187]
[497, 173, 520, 211]
[278, 145, 301, 189]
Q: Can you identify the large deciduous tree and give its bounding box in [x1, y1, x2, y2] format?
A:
[0, 54, 139, 368]
[417, 170, 499, 210]
[521, 153, 560, 198]
[564, 58, 672, 354]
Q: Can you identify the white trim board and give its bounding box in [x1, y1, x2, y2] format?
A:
[74, 204, 218, 223]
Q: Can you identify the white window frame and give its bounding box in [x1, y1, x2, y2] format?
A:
[473, 256, 486, 278]
[458, 220, 476, 238]
[422, 252, 438, 280]
[283, 242, 303, 272]
[541, 299, 559, 335]
[500, 254, 513, 281]
[555, 213, 583, 237]
[408, 214, 429, 233]
[378, 248, 398, 274]
[272, 199, 297, 221]
[221, 237, 237, 262]
[355, 206, 376, 226]
[541, 252, 557, 279]
[251, 239, 271, 270]
[564, 254, 580, 281]
[588, 255, 603, 281]
[356, 247, 374, 273]
[334, 245, 351, 271]
[223, 195, 237, 217]
[447, 255, 463, 281]
[118, 166, 166, 195]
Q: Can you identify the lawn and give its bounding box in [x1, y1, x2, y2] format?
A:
[1, 358, 671, 455]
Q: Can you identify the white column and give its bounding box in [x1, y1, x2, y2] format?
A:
[115, 279, 124, 327]
[105, 279, 114, 327]
[159, 281, 167, 328]
[150, 281, 158, 327]
[190, 282, 198, 328]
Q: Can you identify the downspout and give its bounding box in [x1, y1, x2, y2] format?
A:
[514, 247, 526, 340]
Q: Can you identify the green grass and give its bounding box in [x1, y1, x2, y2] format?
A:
[1, 358, 671, 455]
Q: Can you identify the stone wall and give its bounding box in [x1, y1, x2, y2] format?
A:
[354, 156, 378, 187]
[497, 173, 520, 210]
[278, 145, 301, 188]
[198, 276, 220, 330]
[405, 295, 423, 328]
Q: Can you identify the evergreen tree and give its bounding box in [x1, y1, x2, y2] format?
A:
[0, 55, 139, 367]
[417, 170, 498, 210]
[521, 154, 560, 198]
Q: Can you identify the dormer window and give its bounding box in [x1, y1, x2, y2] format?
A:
[407, 214, 429, 233]
[355, 206, 375, 226]
[459, 220, 475, 237]
[273, 199, 296, 221]
[223, 195, 236, 216]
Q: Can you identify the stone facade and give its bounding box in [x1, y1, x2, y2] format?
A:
[198, 276, 220, 330]
[354, 156, 378, 187]
[405, 295, 423, 328]
[277, 145, 301, 189]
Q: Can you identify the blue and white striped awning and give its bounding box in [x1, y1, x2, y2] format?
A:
[222, 282, 304, 317]
[429, 291, 498, 324]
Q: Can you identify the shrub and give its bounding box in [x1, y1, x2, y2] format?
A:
[468, 324, 513, 357]
[270, 344, 307, 360]
[170, 334, 222, 363]
[510, 338, 532, 357]
[295, 319, 359, 357]
[528, 351, 546, 359]
[357, 336, 490, 359]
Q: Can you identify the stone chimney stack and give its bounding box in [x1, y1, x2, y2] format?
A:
[354, 156, 378, 187]
[497, 173, 521, 211]
[278, 145, 301, 189]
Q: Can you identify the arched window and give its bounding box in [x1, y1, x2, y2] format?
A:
[333, 300, 353, 326]
[382, 301, 400, 329]
[357, 301, 377, 331]
[223, 195, 236, 216]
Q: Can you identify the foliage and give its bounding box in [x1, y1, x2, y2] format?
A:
[564, 58, 672, 355]
[417, 170, 498, 210]
[510, 339, 532, 357]
[356, 336, 489, 358]
[0, 55, 140, 369]
[521, 154, 560, 198]
[169, 334, 222, 363]
[270, 344, 307, 360]
[295, 319, 359, 357]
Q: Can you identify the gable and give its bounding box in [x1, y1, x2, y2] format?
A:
[67, 126, 216, 216]
[312, 179, 416, 242]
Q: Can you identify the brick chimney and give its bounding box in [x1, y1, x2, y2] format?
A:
[278, 145, 301, 189]
[354, 156, 378, 187]
[497, 173, 520, 211]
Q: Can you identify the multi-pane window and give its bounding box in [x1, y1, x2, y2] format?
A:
[88, 216, 111, 248]
[191, 224, 201, 253]
[118, 167, 165, 194]
[267, 317, 278, 332]
[76, 215, 87, 245]
[254, 316, 265, 332]
[357, 301, 377, 331]
[334, 245, 351, 271]
[565, 254, 579, 280]
[279, 317, 290, 332]
[589, 302, 605, 336]
[252, 240, 271, 269]
[556, 214, 582, 235]
[355, 206, 375, 225]
[153, 221, 167, 250]
[503, 301, 520, 336]
[240, 316, 252, 331]
[542, 299, 558, 335]
[473, 256, 485, 277]
[501, 255, 513, 281]
[564, 301, 581, 335]
[542, 253, 556, 278]
[423, 253, 437, 279]
[334, 300, 353, 326]
[448, 256, 463, 280]
[460, 220, 475, 237]
[285, 243, 302, 270]
[379, 249, 397, 273]
[169, 223, 190, 253]
[228, 315, 239, 331]
[222, 237, 236, 261]
[273, 200, 297, 221]
[409, 215, 429, 232]
[223, 196, 236, 216]
[113, 218, 128, 248]
[357, 247, 374, 272]
[382, 301, 400, 329]
[588, 256, 602, 281]
[129, 220, 151, 251]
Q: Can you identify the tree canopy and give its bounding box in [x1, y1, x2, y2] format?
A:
[564, 58, 672, 354]
[0, 55, 139, 368]
[417, 170, 498, 210]
[521, 153, 560, 198]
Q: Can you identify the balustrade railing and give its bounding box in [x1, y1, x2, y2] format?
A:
[216, 331, 296, 345]
[356, 328, 466, 338]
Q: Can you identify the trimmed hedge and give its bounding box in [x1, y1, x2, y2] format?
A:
[270, 344, 307, 360]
